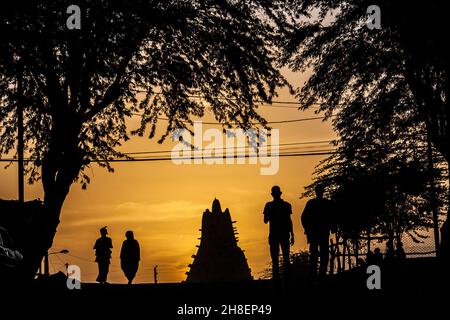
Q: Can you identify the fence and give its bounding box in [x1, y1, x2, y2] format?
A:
[328, 230, 438, 274]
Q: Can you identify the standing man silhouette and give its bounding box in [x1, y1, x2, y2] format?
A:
[120, 230, 140, 285]
[264, 186, 294, 285]
[301, 185, 332, 277]
[93, 226, 113, 284]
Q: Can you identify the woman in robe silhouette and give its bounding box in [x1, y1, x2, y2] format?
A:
[120, 230, 140, 284]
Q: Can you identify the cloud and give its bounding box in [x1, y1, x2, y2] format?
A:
[61, 200, 206, 227]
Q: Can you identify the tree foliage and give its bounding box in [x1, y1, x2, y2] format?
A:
[282, 0, 449, 241]
[0, 1, 291, 190]
[282, 0, 448, 160]
[0, 0, 292, 276]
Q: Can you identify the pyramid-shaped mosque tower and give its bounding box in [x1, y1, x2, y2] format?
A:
[186, 199, 252, 283]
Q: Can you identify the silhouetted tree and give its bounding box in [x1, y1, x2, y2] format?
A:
[282, 0, 449, 246]
[0, 0, 291, 277]
[302, 117, 447, 255]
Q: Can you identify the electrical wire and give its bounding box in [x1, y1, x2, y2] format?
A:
[93, 150, 335, 162]
[123, 140, 334, 156]
[135, 91, 339, 108]
[131, 113, 336, 125]
[0, 150, 334, 163]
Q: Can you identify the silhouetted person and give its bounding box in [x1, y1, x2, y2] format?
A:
[93, 226, 113, 284]
[396, 241, 406, 260]
[120, 230, 140, 285]
[384, 239, 396, 264]
[263, 186, 294, 285]
[301, 185, 332, 277]
[373, 248, 383, 266]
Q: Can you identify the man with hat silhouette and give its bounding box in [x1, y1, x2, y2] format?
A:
[93, 226, 113, 284]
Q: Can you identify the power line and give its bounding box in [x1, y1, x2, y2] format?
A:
[136, 91, 336, 108]
[66, 253, 121, 269]
[0, 150, 335, 163]
[123, 140, 334, 156]
[53, 253, 68, 273]
[262, 104, 306, 109]
[130, 146, 335, 159]
[0, 140, 335, 162]
[90, 150, 335, 162]
[131, 113, 336, 125]
[66, 253, 96, 264]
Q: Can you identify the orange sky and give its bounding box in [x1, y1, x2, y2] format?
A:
[0, 70, 336, 283]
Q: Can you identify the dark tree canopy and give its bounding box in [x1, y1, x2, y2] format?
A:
[1, 0, 289, 189]
[282, 0, 449, 245]
[304, 130, 448, 243]
[282, 0, 448, 160]
[0, 0, 291, 276]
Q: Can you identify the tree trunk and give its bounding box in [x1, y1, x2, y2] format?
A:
[21, 133, 84, 279]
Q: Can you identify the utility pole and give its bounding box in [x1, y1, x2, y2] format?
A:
[17, 66, 24, 203]
[44, 252, 50, 277]
[153, 265, 158, 284]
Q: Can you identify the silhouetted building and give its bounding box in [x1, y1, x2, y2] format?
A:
[186, 199, 252, 283]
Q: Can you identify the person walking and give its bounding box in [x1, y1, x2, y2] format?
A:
[120, 230, 141, 285]
[301, 185, 332, 277]
[93, 226, 113, 284]
[263, 186, 295, 286]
